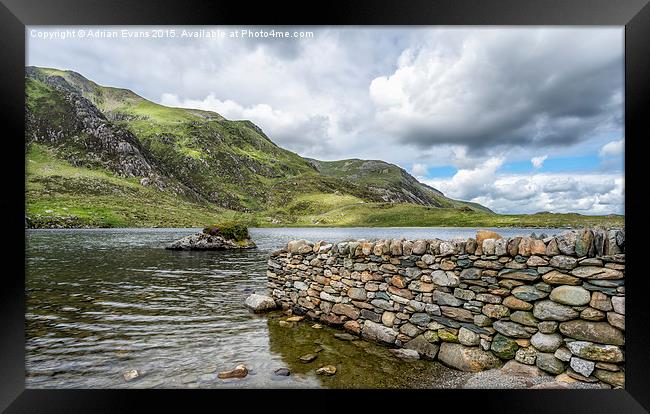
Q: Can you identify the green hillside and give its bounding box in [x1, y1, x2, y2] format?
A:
[24, 66, 624, 229]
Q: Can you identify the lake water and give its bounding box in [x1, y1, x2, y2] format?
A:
[25, 227, 564, 389]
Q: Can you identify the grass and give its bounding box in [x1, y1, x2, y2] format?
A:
[26, 144, 244, 228]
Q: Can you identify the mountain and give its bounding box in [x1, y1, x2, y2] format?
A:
[26, 66, 562, 228]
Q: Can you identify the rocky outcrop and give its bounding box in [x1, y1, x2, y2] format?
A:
[166, 232, 256, 250]
[267, 228, 625, 388]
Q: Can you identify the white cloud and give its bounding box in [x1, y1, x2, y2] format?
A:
[411, 163, 428, 177]
[531, 155, 548, 168]
[599, 139, 624, 158]
[424, 168, 624, 215]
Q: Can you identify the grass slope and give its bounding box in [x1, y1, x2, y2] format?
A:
[26, 144, 243, 228]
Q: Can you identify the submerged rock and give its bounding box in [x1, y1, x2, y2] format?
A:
[166, 231, 256, 251]
[123, 369, 140, 382]
[316, 365, 337, 376]
[217, 364, 248, 379]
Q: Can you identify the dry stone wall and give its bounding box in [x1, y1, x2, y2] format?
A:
[267, 228, 625, 387]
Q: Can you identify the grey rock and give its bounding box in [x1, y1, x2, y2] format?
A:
[530, 332, 563, 352]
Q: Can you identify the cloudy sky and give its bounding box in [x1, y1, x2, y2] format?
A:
[27, 26, 624, 215]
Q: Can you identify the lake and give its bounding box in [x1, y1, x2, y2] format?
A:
[25, 227, 564, 388]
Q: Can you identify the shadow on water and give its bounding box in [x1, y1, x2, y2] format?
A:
[266, 312, 467, 388]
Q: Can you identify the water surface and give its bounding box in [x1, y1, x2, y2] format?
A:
[26, 227, 563, 388]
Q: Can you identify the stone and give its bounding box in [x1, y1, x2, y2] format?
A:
[502, 296, 533, 311]
[320, 292, 341, 303]
[559, 320, 624, 345]
[497, 268, 539, 282]
[431, 270, 460, 287]
[530, 240, 547, 255]
[506, 237, 521, 256]
[334, 333, 357, 341]
[390, 275, 406, 289]
[381, 311, 396, 327]
[286, 316, 304, 322]
[389, 240, 403, 256]
[554, 347, 572, 362]
[400, 323, 422, 337]
[482, 304, 510, 319]
[390, 348, 420, 360]
[566, 341, 624, 363]
[593, 369, 625, 387]
[595, 362, 620, 372]
[512, 285, 548, 301]
[460, 268, 482, 280]
[370, 299, 392, 311]
[274, 368, 291, 376]
[526, 256, 549, 266]
[530, 332, 563, 352]
[556, 232, 577, 255]
[320, 314, 344, 327]
[410, 312, 432, 326]
[516, 347, 538, 365]
[465, 238, 478, 254]
[412, 240, 428, 255]
[475, 293, 502, 304]
[361, 309, 381, 323]
[408, 281, 434, 293]
[535, 353, 565, 375]
[570, 357, 595, 377]
[482, 239, 496, 255]
[167, 231, 257, 251]
[533, 300, 579, 321]
[347, 287, 367, 301]
[293, 281, 308, 291]
[218, 364, 249, 379]
[538, 321, 558, 334]
[316, 365, 337, 376]
[491, 334, 519, 359]
[542, 270, 581, 286]
[501, 360, 547, 377]
[575, 229, 594, 257]
[571, 266, 623, 280]
[288, 239, 313, 254]
[580, 307, 606, 321]
[493, 321, 533, 338]
[458, 327, 480, 346]
[438, 343, 502, 372]
[311, 323, 323, 329]
[611, 296, 624, 314]
[474, 314, 492, 327]
[432, 290, 464, 307]
[343, 320, 361, 334]
[549, 255, 578, 270]
[244, 294, 277, 313]
[454, 288, 476, 301]
[545, 238, 560, 256]
[495, 239, 508, 256]
[362, 320, 398, 344]
[549, 286, 591, 306]
[437, 328, 459, 342]
[440, 306, 474, 322]
[439, 242, 455, 256]
[404, 335, 440, 360]
[510, 311, 538, 327]
[518, 237, 533, 256]
[589, 292, 613, 311]
[423, 330, 440, 343]
[123, 370, 140, 382]
[332, 303, 360, 320]
[607, 312, 624, 330]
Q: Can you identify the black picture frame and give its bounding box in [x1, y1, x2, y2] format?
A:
[1, 0, 648, 412]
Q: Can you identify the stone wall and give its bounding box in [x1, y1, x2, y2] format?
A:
[267, 228, 625, 387]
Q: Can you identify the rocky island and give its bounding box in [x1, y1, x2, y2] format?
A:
[166, 222, 256, 250]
